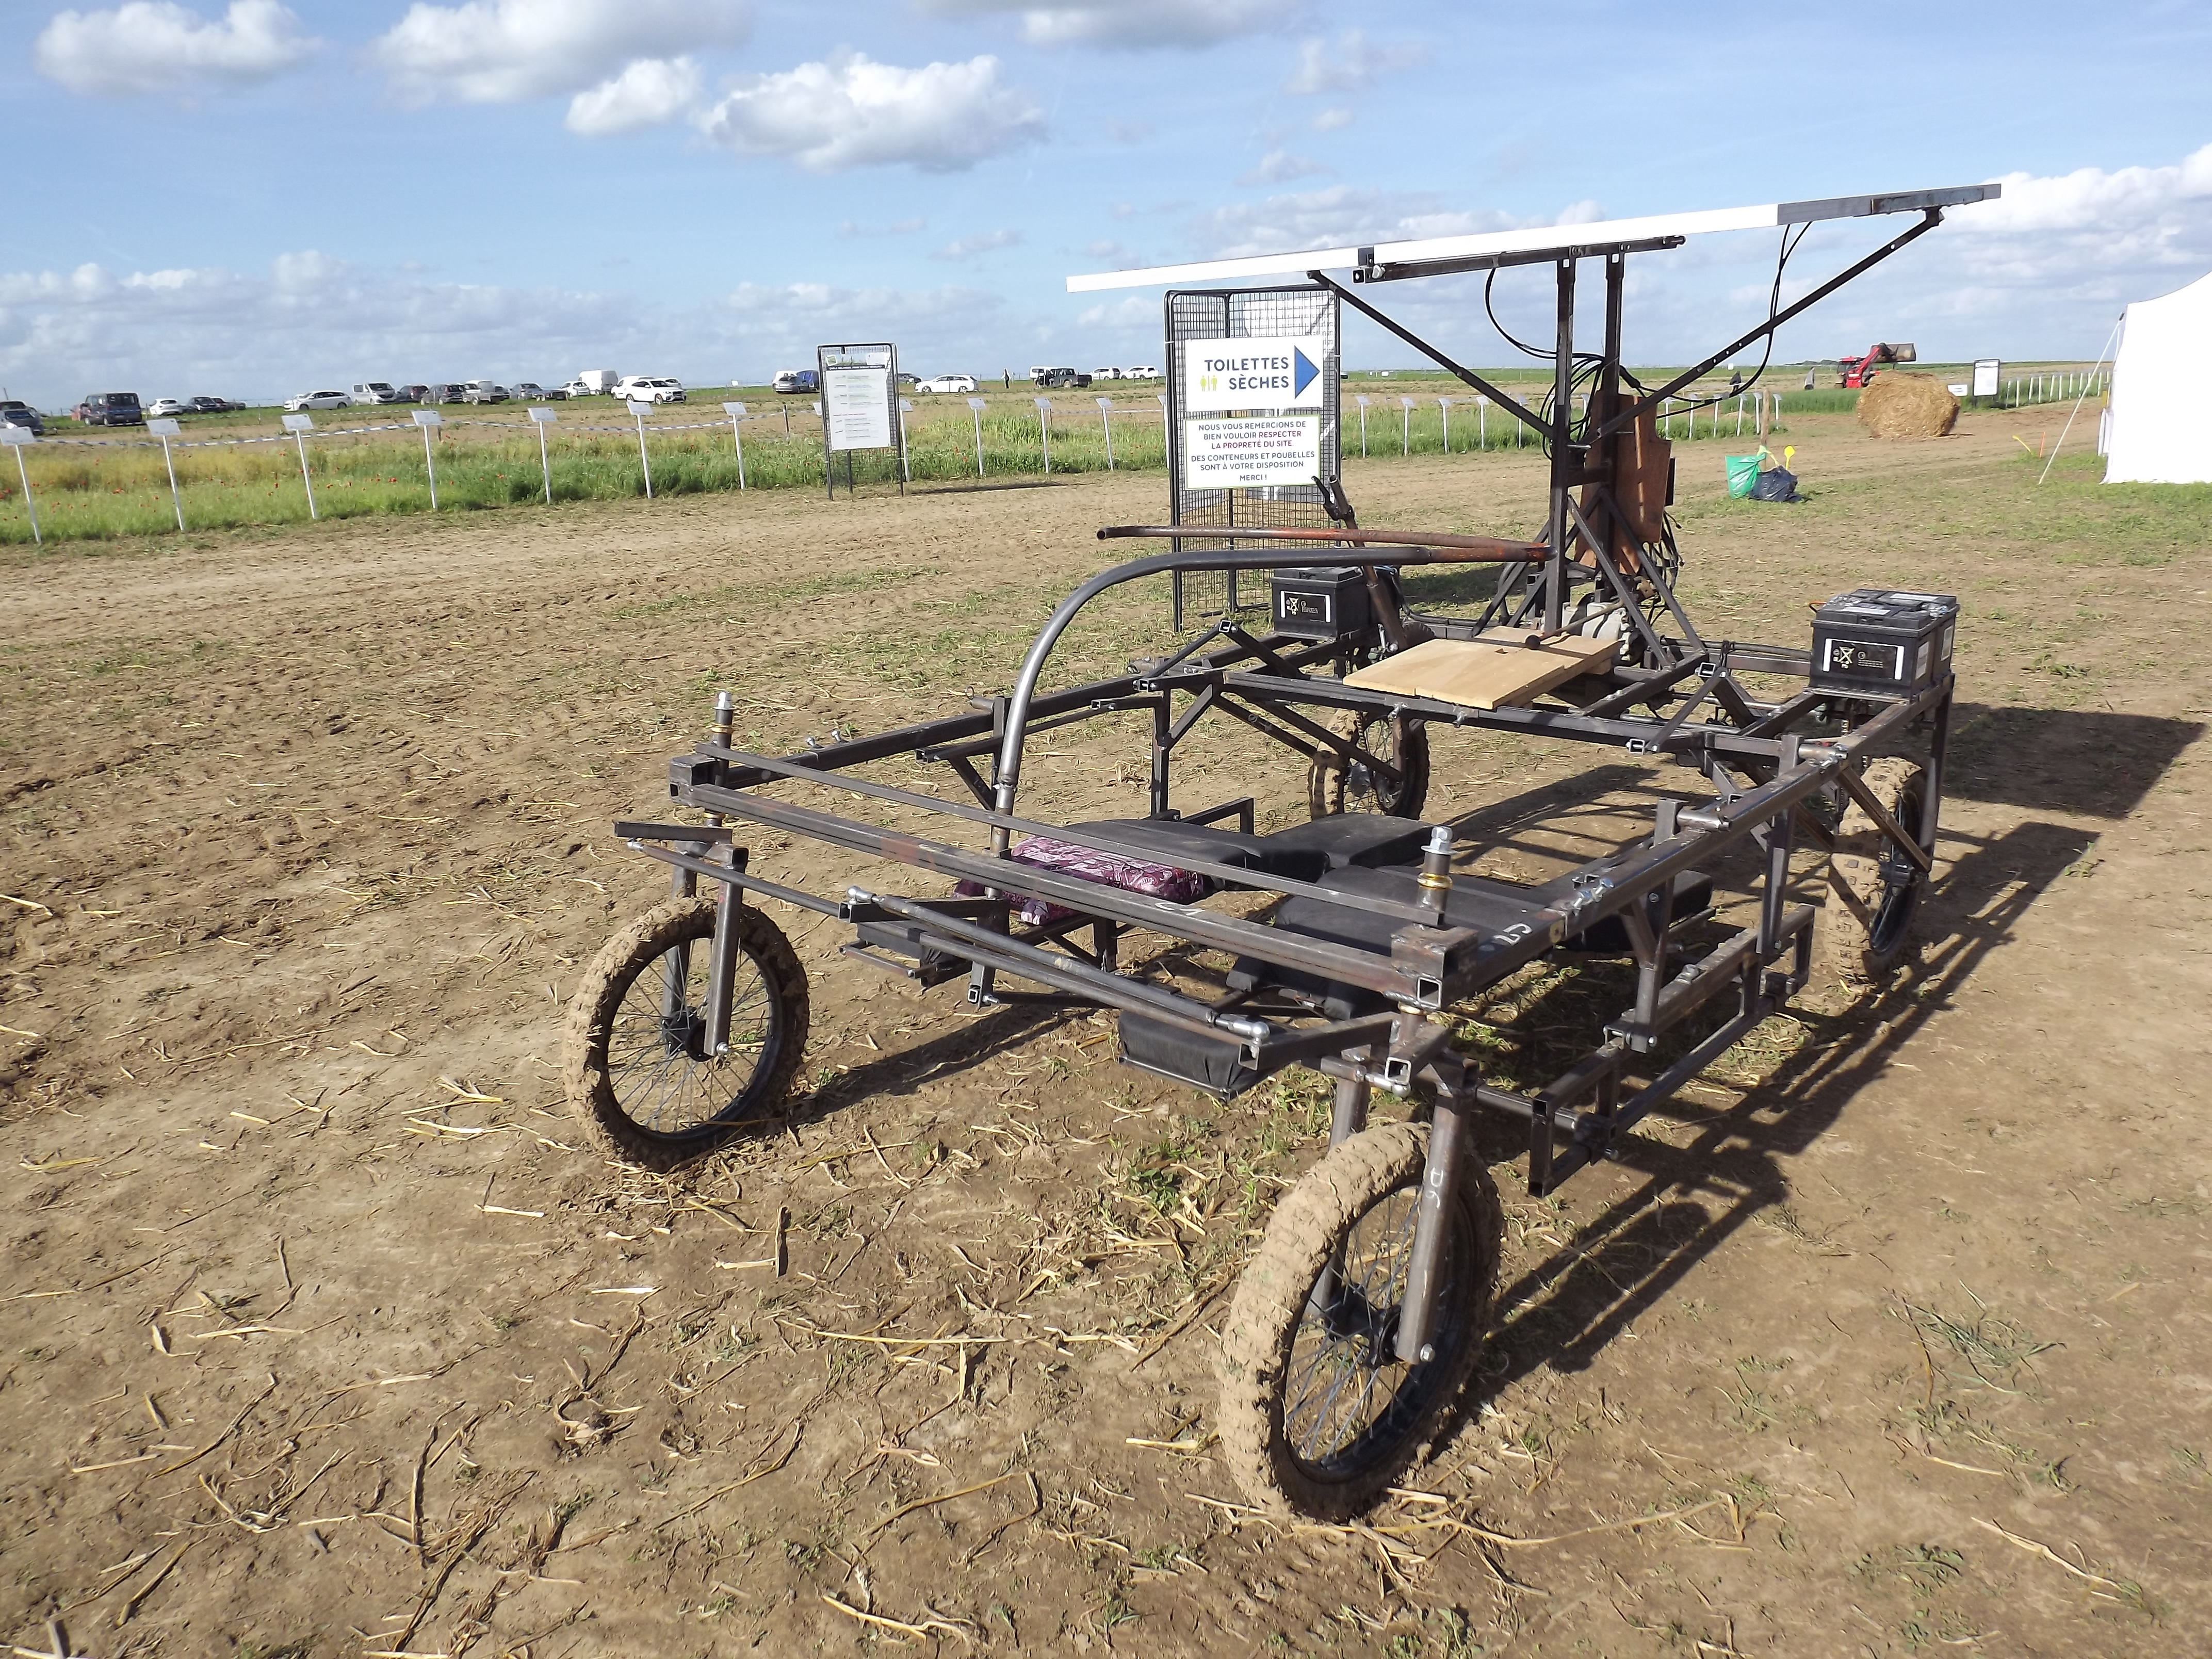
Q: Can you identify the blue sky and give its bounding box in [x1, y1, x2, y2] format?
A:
[4, 0, 2208, 406]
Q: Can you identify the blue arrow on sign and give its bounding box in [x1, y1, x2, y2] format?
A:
[1293, 347, 1320, 399]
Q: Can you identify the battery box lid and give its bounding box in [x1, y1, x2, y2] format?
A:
[1815, 588, 1958, 626]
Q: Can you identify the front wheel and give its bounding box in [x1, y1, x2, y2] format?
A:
[1308, 708, 1432, 819]
[1218, 1123, 1502, 1520]
[563, 897, 810, 1168]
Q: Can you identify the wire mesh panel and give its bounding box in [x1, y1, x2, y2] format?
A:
[1165, 285, 1341, 628]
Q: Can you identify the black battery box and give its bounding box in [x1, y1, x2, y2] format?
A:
[1271, 565, 1372, 640]
[1810, 589, 1958, 696]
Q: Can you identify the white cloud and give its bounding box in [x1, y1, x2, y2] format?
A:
[1075, 296, 1152, 328]
[1188, 186, 1595, 261]
[933, 229, 1024, 260]
[0, 254, 1019, 405]
[1312, 106, 1354, 132]
[1284, 30, 1424, 95]
[1239, 149, 1328, 187]
[918, 0, 1278, 50]
[566, 56, 702, 135]
[35, 0, 317, 96]
[370, 0, 749, 105]
[694, 53, 1043, 173]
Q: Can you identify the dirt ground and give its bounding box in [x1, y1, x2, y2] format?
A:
[3, 409, 2208, 1658]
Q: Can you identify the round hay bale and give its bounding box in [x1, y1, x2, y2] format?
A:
[1858, 373, 1958, 440]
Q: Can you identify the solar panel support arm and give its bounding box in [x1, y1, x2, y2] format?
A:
[1593, 207, 1948, 442]
[1308, 271, 1550, 431]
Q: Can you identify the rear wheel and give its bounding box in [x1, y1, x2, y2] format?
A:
[1218, 1123, 1502, 1520]
[1817, 757, 1928, 985]
[563, 898, 809, 1168]
[1308, 708, 1431, 819]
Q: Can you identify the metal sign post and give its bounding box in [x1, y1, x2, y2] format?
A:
[1, 426, 39, 544]
[281, 413, 318, 520]
[1034, 397, 1052, 475]
[1438, 396, 1453, 452]
[966, 397, 988, 477]
[412, 409, 442, 508]
[1356, 393, 1370, 456]
[816, 343, 903, 500]
[1398, 396, 1414, 456]
[721, 401, 749, 488]
[147, 417, 185, 530]
[898, 398, 913, 482]
[1095, 396, 1116, 469]
[1476, 395, 1488, 449]
[528, 406, 556, 502]
[629, 400, 655, 498]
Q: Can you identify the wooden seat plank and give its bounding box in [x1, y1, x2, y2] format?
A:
[1342, 630, 1618, 710]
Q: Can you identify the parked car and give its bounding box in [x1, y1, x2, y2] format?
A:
[350, 382, 404, 404]
[511, 382, 565, 401]
[284, 389, 350, 411]
[614, 375, 686, 404]
[1091, 367, 1123, 381]
[917, 374, 979, 395]
[568, 369, 620, 396]
[426, 383, 467, 405]
[1037, 368, 1092, 389]
[459, 381, 508, 404]
[188, 395, 239, 413]
[146, 397, 190, 418]
[772, 369, 818, 395]
[897, 372, 919, 387]
[0, 403, 43, 435]
[398, 385, 429, 404]
[74, 392, 145, 426]
[1124, 365, 1159, 379]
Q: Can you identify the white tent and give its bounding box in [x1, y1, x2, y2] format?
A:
[2105, 268, 2212, 484]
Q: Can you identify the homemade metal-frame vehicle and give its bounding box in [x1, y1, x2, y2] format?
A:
[565, 184, 1994, 1519]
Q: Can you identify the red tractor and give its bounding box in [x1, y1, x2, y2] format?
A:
[1838, 341, 1916, 388]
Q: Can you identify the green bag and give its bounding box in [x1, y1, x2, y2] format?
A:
[1725, 453, 1763, 498]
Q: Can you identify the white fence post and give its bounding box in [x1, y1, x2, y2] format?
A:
[528, 406, 556, 503]
[147, 416, 185, 531]
[1, 428, 39, 544]
[1400, 395, 1414, 456]
[968, 397, 988, 477]
[1476, 395, 1487, 450]
[899, 397, 914, 482]
[1096, 395, 1115, 469]
[629, 399, 655, 498]
[282, 413, 317, 521]
[413, 408, 442, 508]
[1437, 396, 1452, 452]
[1034, 396, 1052, 475]
[1356, 394, 1370, 457]
[722, 401, 749, 489]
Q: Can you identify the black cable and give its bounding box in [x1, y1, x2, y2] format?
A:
[1665, 221, 1809, 415]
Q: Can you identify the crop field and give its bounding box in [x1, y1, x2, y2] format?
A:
[1, 365, 2106, 546]
[2, 404, 2207, 1656]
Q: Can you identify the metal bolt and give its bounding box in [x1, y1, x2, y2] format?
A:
[1418, 1344, 1435, 1363]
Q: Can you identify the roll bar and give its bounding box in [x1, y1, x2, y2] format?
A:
[988, 530, 1545, 831]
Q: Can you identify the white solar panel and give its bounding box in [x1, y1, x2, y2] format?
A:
[1065, 185, 1997, 293]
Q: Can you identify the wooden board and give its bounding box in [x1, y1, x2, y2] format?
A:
[1342, 630, 1618, 711]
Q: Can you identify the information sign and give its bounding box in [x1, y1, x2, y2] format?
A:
[1180, 334, 1331, 413]
[1182, 415, 1323, 489]
[824, 366, 894, 451]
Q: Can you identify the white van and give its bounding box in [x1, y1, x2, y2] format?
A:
[350, 381, 402, 404]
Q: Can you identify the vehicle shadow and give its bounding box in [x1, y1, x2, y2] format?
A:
[1470, 807, 2095, 1394]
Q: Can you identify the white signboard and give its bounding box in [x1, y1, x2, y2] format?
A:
[1180, 335, 1331, 413]
[1182, 416, 1323, 489]
[1972, 357, 2001, 398]
[824, 366, 893, 451]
